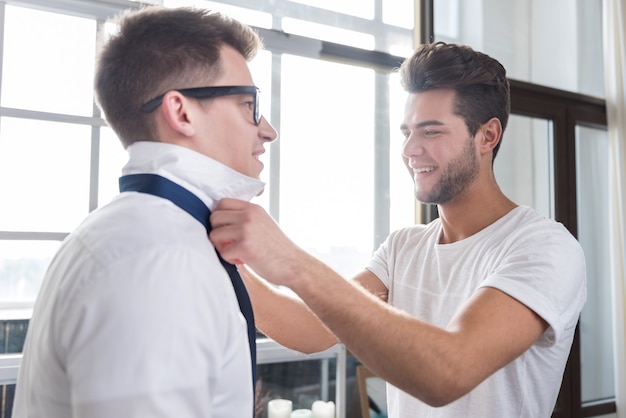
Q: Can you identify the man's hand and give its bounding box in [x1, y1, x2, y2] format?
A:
[209, 198, 304, 286]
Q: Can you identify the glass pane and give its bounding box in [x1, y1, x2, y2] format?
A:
[0, 320, 29, 353]
[257, 359, 337, 414]
[280, 55, 374, 277]
[163, 0, 273, 29]
[0, 384, 16, 417]
[0, 240, 61, 305]
[575, 125, 614, 402]
[383, 0, 414, 29]
[494, 115, 553, 218]
[0, 118, 91, 232]
[287, 0, 374, 19]
[282, 18, 375, 50]
[388, 73, 416, 232]
[434, 0, 460, 39]
[1, 5, 96, 116]
[434, 0, 605, 98]
[98, 127, 128, 208]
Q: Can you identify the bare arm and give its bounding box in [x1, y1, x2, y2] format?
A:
[211, 199, 547, 406]
[239, 265, 338, 353]
[241, 265, 388, 353]
[275, 258, 547, 406]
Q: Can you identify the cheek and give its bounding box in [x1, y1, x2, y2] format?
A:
[229, 138, 255, 171]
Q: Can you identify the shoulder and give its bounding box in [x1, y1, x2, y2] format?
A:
[489, 207, 585, 279]
[385, 219, 438, 248]
[76, 192, 211, 261]
[503, 207, 582, 251]
[53, 193, 231, 320]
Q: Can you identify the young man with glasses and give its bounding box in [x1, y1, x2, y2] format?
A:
[209, 42, 586, 417]
[13, 6, 276, 418]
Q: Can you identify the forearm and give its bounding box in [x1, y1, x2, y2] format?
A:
[285, 257, 492, 406]
[241, 266, 338, 353]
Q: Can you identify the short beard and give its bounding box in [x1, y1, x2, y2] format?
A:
[417, 137, 479, 205]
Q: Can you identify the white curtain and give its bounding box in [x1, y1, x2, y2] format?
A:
[603, 0, 626, 415]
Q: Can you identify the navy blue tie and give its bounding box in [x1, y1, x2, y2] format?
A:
[119, 173, 257, 399]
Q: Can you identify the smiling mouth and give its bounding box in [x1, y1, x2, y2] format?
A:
[415, 166, 436, 173]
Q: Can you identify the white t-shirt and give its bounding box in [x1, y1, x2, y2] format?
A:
[367, 206, 586, 418]
[13, 142, 265, 418]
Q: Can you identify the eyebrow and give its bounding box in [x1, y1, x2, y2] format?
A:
[400, 120, 445, 130]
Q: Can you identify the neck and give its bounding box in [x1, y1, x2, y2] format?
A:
[436, 183, 517, 244]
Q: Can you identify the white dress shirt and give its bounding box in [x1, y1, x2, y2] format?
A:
[13, 142, 265, 418]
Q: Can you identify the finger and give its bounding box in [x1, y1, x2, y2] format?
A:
[209, 205, 246, 229]
[214, 197, 250, 210]
[213, 240, 243, 265]
[209, 210, 233, 229]
[210, 200, 257, 229]
[208, 227, 235, 252]
[209, 226, 248, 265]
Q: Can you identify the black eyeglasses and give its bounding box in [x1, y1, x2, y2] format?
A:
[141, 85, 261, 125]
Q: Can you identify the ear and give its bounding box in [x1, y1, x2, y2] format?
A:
[478, 117, 502, 156]
[159, 91, 196, 138]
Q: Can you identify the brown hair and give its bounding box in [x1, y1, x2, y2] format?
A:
[94, 6, 262, 148]
[399, 42, 510, 160]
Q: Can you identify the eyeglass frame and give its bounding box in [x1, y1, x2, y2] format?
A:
[140, 85, 261, 125]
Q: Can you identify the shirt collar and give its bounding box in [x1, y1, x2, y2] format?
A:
[122, 141, 265, 210]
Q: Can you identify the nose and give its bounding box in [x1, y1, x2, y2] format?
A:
[402, 132, 425, 158]
[258, 115, 278, 142]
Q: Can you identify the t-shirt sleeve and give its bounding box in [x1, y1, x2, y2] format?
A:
[366, 232, 393, 288]
[479, 222, 586, 346]
[366, 226, 429, 289]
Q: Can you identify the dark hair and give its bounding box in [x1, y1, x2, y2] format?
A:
[94, 6, 262, 148]
[399, 42, 510, 161]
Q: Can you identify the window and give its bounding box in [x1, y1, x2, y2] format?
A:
[0, 4, 108, 312]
